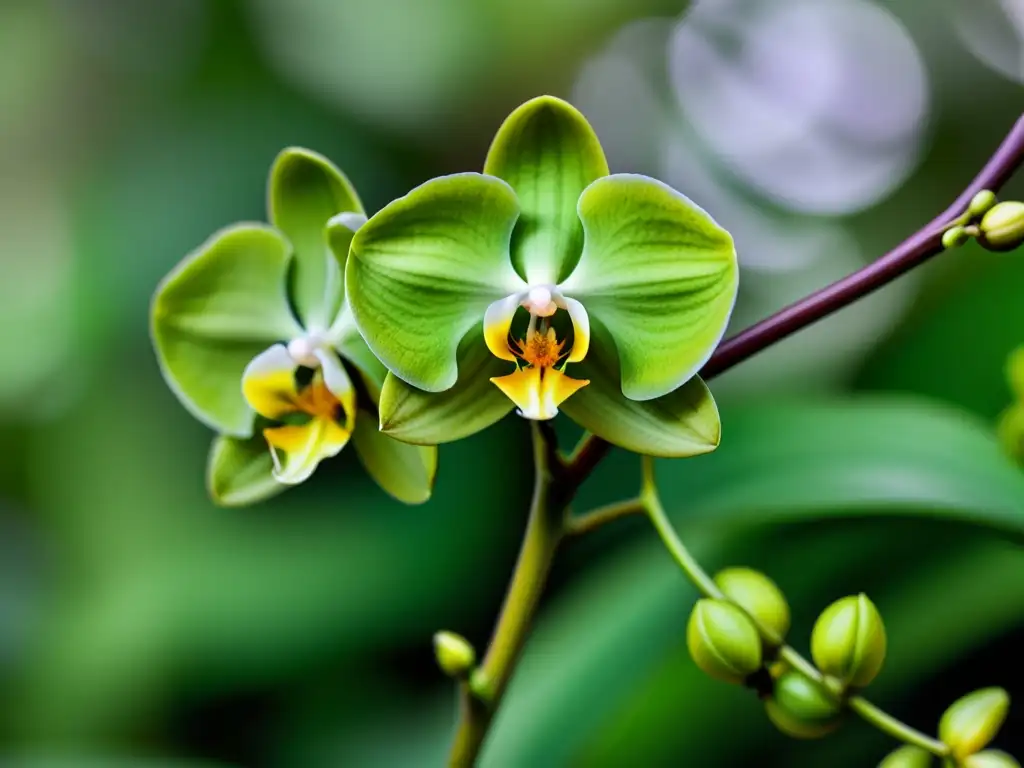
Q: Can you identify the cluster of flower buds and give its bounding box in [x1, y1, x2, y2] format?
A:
[686, 568, 789, 684]
[686, 572, 887, 740]
[942, 190, 1024, 253]
[685, 573, 1017, 762]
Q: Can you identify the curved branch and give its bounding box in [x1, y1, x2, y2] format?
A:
[568, 114, 1024, 481]
[704, 115, 1024, 379]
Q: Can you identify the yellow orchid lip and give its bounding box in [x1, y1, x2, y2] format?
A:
[241, 344, 357, 484]
[490, 364, 589, 421]
[489, 327, 589, 420]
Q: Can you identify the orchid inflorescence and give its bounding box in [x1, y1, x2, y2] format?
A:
[150, 96, 1021, 767]
[151, 96, 738, 503]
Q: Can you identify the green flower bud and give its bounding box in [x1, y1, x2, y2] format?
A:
[1007, 346, 1024, 401]
[969, 190, 998, 218]
[811, 593, 886, 688]
[979, 201, 1024, 252]
[764, 669, 844, 739]
[687, 598, 762, 684]
[713, 567, 790, 647]
[965, 750, 1021, 768]
[433, 631, 476, 678]
[878, 745, 933, 768]
[942, 226, 970, 250]
[939, 687, 1010, 760]
[997, 403, 1024, 465]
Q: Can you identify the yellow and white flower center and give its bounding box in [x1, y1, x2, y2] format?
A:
[241, 343, 357, 485]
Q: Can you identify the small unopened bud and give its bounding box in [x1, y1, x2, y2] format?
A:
[764, 669, 843, 739]
[997, 403, 1024, 466]
[687, 598, 762, 684]
[1007, 346, 1024, 400]
[942, 226, 970, 249]
[969, 190, 998, 218]
[878, 745, 932, 768]
[713, 567, 790, 648]
[965, 750, 1021, 768]
[433, 631, 476, 678]
[979, 201, 1024, 252]
[810, 594, 886, 688]
[939, 687, 1010, 760]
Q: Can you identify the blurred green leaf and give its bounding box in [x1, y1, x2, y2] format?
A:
[646, 396, 1024, 540]
[859, 247, 1024, 420]
[477, 395, 1024, 765]
[16, 355, 531, 743]
[0, 760, 236, 768]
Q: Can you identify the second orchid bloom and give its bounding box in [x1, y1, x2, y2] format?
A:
[151, 148, 436, 506]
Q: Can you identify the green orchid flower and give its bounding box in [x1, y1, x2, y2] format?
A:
[343, 96, 739, 457]
[151, 148, 437, 506]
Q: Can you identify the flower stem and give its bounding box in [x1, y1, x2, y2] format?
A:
[447, 422, 568, 767]
[643, 460, 950, 758]
[849, 697, 949, 756]
[564, 497, 646, 537]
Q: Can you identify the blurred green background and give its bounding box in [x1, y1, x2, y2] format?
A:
[1, 0, 1023, 765]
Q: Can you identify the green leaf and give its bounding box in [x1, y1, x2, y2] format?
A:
[268, 147, 363, 329]
[206, 433, 285, 507]
[482, 395, 1024, 765]
[565, 174, 738, 402]
[352, 408, 438, 504]
[646, 396, 1024, 540]
[378, 327, 513, 445]
[151, 224, 302, 436]
[484, 95, 608, 284]
[346, 172, 523, 392]
[560, 322, 719, 457]
[26, 356, 536, 739]
[484, 528, 1024, 767]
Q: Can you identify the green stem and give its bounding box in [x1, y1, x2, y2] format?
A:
[642, 460, 950, 759]
[848, 698, 950, 757]
[565, 497, 645, 537]
[447, 422, 568, 767]
[643, 487, 723, 600]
